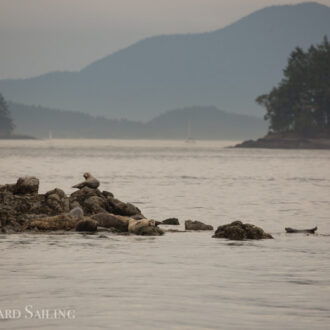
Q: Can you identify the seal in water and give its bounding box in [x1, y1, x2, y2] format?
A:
[285, 226, 317, 234]
[72, 172, 100, 190]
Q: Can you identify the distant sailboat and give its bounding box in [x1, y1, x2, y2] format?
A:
[48, 130, 53, 140]
[185, 120, 196, 144]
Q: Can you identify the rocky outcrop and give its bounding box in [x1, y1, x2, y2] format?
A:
[213, 221, 273, 240]
[0, 177, 146, 234]
[0, 176, 39, 195]
[68, 187, 142, 218]
[44, 188, 70, 215]
[161, 218, 180, 225]
[14, 177, 40, 195]
[185, 220, 213, 231]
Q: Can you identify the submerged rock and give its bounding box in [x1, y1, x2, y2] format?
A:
[213, 221, 273, 240]
[185, 220, 213, 231]
[162, 218, 180, 225]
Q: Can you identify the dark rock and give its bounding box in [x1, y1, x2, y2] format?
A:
[75, 218, 98, 232]
[14, 177, 39, 195]
[162, 218, 180, 225]
[213, 221, 273, 240]
[106, 196, 142, 217]
[43, 188, 70, 215]
[185, 220, 213, 231]
[102, 191, 114, 198]
[0, 184, 16, 194]
[84, 196, 108, 214]
[69, 187, 142, 218]
[69, 186, 104, 213]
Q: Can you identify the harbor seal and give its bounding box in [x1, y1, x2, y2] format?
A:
[69, 206, 84, 220]
[285, 226, 317, 234]
[72, 172, 100, 190]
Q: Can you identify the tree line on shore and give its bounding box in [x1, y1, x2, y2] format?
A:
[256, 37, 330, 137]
[0, 93, 14, 137]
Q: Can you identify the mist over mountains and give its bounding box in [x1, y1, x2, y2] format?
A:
[1, 2, 329, 122]
[9, 103, 266, 140]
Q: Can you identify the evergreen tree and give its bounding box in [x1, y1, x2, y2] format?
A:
[257, 37, 330, 137]
[0, 93, 14, 136]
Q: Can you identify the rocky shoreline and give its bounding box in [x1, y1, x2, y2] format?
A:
[0, 176, 273, 240]
[234, 133, 330, 149]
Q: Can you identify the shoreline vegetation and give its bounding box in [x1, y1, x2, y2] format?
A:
[236, 37, 330, 149]
[234, 132, 330, 150]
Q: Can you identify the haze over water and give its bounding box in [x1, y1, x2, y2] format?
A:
[0, 139, 329, 329]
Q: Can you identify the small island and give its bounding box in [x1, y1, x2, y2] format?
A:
[235, 132, 330, 149]
[236, 37, 330, 149]
[0, 93, 36, 140]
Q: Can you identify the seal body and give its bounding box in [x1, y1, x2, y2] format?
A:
[69, 206, 84, 220]
[285, 226, 317, 234]
[72, 172, 100, 189]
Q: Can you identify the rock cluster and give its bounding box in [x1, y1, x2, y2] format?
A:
[213, 221, 273, 240]
[0, 176, 162, 236]
[161, 218, 180, 225]
[0, 177, 275, 240]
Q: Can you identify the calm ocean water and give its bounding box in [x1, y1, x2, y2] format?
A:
[0, 139, 329, 329]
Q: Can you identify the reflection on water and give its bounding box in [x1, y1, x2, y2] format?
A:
[0, 139, 330, 329]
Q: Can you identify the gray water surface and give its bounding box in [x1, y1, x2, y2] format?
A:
[0, 139, 329, 329]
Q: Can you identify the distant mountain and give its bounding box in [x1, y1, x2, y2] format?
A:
[147, 106, 266, 140]
[9, 103, 143, 139]
[1, 2, 330, 120]
[9, 103, 266, 140]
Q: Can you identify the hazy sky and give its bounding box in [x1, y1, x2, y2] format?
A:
[0, 0, 328, 79]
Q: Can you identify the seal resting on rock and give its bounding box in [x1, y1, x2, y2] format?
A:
[72, 173, 100, 190]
